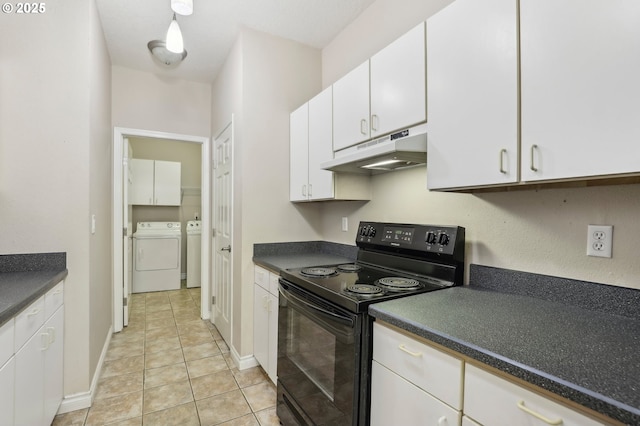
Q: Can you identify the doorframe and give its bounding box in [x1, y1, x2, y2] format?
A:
[112, 127, 211, 333]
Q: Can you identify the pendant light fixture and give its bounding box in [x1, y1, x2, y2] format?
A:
[166, 13, 184, 53]
[171, 0, 193, 16]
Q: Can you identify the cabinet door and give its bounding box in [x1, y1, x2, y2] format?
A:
[290, 102, 309, 202]
[154, 160, 181, 206]
[253, 284, 269, 372]
[0, 358, 14, 426]
[333, 61, 371, 151]
[308, 87, 335, 200]
[520, 0, 640, 182]
[15, 325, 46, 426]
[266, 292, 278, 384]
[44, 307, 64, 425]
[129, 158, 154, 205]
[426, 0, 519, 190]
[370, 22, 426, 138]
[371, 361, 460, 426]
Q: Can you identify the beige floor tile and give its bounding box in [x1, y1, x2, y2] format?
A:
[231, 367, 268, 389]
[241, 381, 276, 412]
[145, 335, 181, 354]
[145, 325, 178, 340]
[84, 391, 143, 426]
[180, 331, 215, 348]
[190, 369, 239, 400]
[196, 389, 252, 426]
[143, 380, 194, 414]
[101, 355, 144, 378]
[223, 353, 236, 369]
[177, 319, 210, 335]
[52, 408, 88, 426]
[217, 339, 230, 354]
[210, 327, 223, 341]
[144, 363, 189, 389]
[144, 347, 184, 369]
[170, 299, 197, 309]
[146, 316, 176, 330]
[95, 372, 143, 400]
[186, 354, 229, 378]
[145, 309, 174, 321]
[105, 416, 142, 425]
[105, 341, 144, 362]
[255, 407, 280, 426]
[218, 414, 260, 426]
[142, 401, 200, 426]
[145, 303, 172, 313]
[182, 341, 221, 362]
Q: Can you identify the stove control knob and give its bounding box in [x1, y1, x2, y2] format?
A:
[438, 233, 450, 246]
[426, 231, 437, 244]
[367, 227, 376, 237]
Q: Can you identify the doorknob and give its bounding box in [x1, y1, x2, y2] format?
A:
[221, 245, 231, 252]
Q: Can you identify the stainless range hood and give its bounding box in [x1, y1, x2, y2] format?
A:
[321, 124, 427, 174]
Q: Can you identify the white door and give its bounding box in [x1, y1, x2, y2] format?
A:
[212, 121, 233, 344]
[123, 138, 132, 327]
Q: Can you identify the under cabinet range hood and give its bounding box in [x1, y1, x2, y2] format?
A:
[321, 124, 427, 174]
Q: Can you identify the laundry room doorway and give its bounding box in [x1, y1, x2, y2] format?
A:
[112, 127, 211, 333]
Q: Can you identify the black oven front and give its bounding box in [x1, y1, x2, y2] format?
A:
[277, 280, 366, 426]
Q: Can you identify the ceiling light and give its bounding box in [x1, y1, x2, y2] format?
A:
[147, 40, 187, 66]
[166, 13, 184, 53]
[171, 0, 193, 16]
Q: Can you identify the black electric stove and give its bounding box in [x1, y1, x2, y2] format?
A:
[277, 222, 465, 426]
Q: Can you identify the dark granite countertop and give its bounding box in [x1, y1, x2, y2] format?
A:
[253, 241, 357, 273]
[370, 286, 640, 425]
[0, 253, 68, 327]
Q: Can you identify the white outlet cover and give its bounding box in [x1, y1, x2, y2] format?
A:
[587, 225, 612, 258]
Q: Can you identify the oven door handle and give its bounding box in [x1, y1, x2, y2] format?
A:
[280, 284, 355, 327]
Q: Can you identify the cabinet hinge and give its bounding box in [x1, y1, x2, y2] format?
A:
[123, 227, 127, 237]
[123, 297, 128, 307]
[211, 296, 215, 305]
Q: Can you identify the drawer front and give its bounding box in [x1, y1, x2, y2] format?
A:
[373, 322, 463, 409]
[45, 281, 64, 319]
[14, 296, 45, 352]
[254, 265, 270, 290]
[371, 360, 461, 426]
[465, 364, 604, 426]
[268, 272, 280, 297]
[0, 320, 14, 366]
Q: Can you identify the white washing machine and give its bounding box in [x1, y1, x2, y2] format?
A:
[186, 220, 202, 288]
[133, 222, 182, 293]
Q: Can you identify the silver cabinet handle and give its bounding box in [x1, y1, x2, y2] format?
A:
[221, 245, 231, 252]
[371, 114, 379, 132]
[530, 144, 539, 172]
[360, 119, 368, 135]
[517, 400, 563, 425]
[499, 149, 507, 174]
[398, 344, 422, 357]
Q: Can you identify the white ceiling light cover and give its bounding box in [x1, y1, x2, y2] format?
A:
[171, 0, 193, 16]
[166, 14, 184, 53]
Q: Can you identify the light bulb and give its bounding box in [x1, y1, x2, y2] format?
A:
[166, 14, 184, 53]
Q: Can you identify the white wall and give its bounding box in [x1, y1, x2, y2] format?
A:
[211, 28, 323, 359]
[0, 0, 113, 397]
[318, 0, 640, 290]
[112, 66, 212, 137]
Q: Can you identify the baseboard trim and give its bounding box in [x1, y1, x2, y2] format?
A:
[230, 345, 259, 371]
[57, 325, 113, 414]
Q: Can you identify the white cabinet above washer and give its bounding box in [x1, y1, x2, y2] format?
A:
[129, 159, 181, 206]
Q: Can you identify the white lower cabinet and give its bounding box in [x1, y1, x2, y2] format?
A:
[461, 415, 481, 426]
[371, 322, 463, 425]
[464, 364, 604, 426]
[253, 266, 278, 384]
[10, 281, 65, 426]
[0, 358, 15, 426]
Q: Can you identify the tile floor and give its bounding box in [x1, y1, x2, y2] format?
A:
[52, 287, 280, 426]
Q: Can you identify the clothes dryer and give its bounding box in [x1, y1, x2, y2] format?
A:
[133, 222, 181, 293]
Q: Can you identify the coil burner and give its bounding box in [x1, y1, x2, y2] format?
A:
[376, 277, 422, 292]
[300, 267, 338, 278]
[337, 264, 362, 273]
[345, 284, 383, 296]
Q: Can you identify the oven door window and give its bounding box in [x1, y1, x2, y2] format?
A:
[278, 283, 360, 426]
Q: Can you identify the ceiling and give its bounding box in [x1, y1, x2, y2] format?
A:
[95, 0, 377, 84]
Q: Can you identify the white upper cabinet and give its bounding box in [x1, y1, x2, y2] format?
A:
[307, 87, 335, 200]
[289, 102, 310, 202]
[520, 0, 640, 182]
[427, 0, 518, 190]
[129, 159, 181, 206]
[332, 61, 371, 151]
[333, 22, 427, 152]
[370, 22, 426, 139]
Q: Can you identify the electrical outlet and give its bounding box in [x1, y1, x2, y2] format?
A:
[587, 225, 613, 258]
[341, 217, 348, 232]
